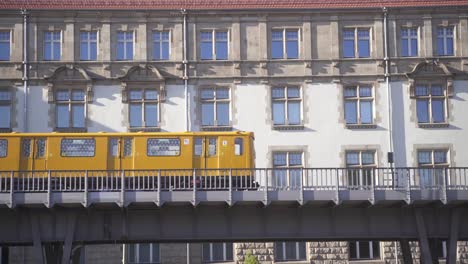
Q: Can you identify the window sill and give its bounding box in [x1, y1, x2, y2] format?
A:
[346, 124, 377, 129]
[54, 127, 87, 133]
[0, 128, 12, 133]
[418, 123, 449, 128]
[128, 127, 161, 132]
[272, 124, 304, 131]
[201, 126, 233, 131]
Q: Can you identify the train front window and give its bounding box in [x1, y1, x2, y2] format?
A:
[208, 138, 217, 156]
[123, 138, 133, 157]
[36, 139, 46, 158]
[22, 139, 31, 157]
[194, 138, 203, 156]
[0, 139, 6, 157]
[235, 138, 243, 156]
[61, 139, 95, 157]
[109, 138, 119, 157]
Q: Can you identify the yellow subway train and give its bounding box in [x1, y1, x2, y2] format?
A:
[0, 132, 255, 172]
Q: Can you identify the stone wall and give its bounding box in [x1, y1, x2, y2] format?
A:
[235, 242, 274, 264]
[309, 241, 348, 264]
[84, 244, 123, 264]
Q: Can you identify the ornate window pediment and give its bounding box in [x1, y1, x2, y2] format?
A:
[45, 64, 93, 102]
[119, 64, 166, 102]
[406, 60, 454, 98]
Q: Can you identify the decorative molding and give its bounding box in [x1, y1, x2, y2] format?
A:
[118, 64, 166, 102]
[406, 60, 454, 97]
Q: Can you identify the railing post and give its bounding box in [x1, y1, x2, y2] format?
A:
[46, 170, 51, 208]
[406, 168, 411, 204]
[120, 170, 125, 207]
[334, 169, 340, 205]
[263, 169, 268, 206]
[156, 170, 161, 207]
[441, 167, 448, 204]
[228, 169, 232, 206]
[370, 168, 375, 205]
[192, 169, 197, 206]
[299, 168, 304, 206]
[83, 170, 88, 208]
[9, 171, 14, 208]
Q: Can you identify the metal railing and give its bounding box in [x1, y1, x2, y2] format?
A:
[0, 167, 467, 193]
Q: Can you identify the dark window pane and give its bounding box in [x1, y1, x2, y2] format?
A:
[272, 40, 283, 59]
[349, 242, 357, 259]
[343, 39, 355, 58]
[201, 42, 212, 60]
[129, 104, 142, 127]
[359, 241, 371, 259]
[358, 39, 370, 57]
[345, 101, 357, 124]
[202, 243, 210, 261]
[56, 104, 69, 128]
[432, 99, 445, 123]
[275, 242, 284, 260]
[212, 243, 224, 261]
[201, 103, 214, 126]
[145, 103, 158, 127]
[225, 243, 233, 261]
[360, 101, 373, 124]
[416, 99, 429, 123]
[71, 104, 85, 127]
[286, 40, 298, 59]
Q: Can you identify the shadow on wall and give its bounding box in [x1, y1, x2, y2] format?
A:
[390, 81, 407, 167]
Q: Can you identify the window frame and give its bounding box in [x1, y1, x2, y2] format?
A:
[345, 150, 377, 189]
[271, 86, 303, 128]
[43, 30, 62, 61]
[55, 88, 87, 130]
[200, 87, 231, 129]
[271, 28, 300, 59]
[128, 88, 160, 130]
[200, 29, 229, 60]
[349, 241, 381, 260]
[152, 30, 170, 60]
[127, 243, 160, 264]
[343, 85, 375, 127]
[79, 30, 98, 61]
[272, 151, 304, 189]
[0, 89, 12, 130]
[274, 241, 306, 262]
[0, 30, 11, 61]
[116, 31, 134, 61]
[437, 26, 455, 56]
[146, 138, 181, 157]
[60, 138, 95, 157]
[400, 27, 419, 57]
[417, 149, 450, 186]
[414, 83, 448, 126]
[342, 27, 371, 58]
[202, 242, 233, 263]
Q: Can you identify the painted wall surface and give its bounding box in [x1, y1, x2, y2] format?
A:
[88, 85, 124, 132]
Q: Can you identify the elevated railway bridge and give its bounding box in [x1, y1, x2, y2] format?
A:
[0, 167, 467, 264]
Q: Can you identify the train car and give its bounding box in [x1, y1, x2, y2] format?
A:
[0, 132, 255, 172]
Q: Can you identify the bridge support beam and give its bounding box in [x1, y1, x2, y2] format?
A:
[447, 208, 461, 264]
[400, 239, 413, 264]
[61, 212, 77, 264]
[30, 212, 44, 264]
[415, 208, 433, 264]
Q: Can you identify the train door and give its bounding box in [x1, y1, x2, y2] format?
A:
[107, 137, 134, 170]
[19, 138, 47, 171]
[193, 136, 219, 169]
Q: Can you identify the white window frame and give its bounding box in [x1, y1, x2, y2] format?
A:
[55, 89, 86, 129]
[0, 30, 11, 61]
[200, 87, 231, 128]
[117, 31, 134, 61]
[0, 89, 12, 130]
[80, 30, 98, 61]
[128, 88, 160, 129]
[200, 29, 229, 60]
[272, 151, 303, 189]
[345, 150, 377, 189]
[344, 85, 374, 125]
[152, 30, 171, 60]
[43, 30, 62, 61]
[342, 27, 371, 58]
[437, 26, 455, 56]
[401, 27, 419, 57]
[203, 242, 233, 262]
[414, 83, 448, 124]
[271, 28, 300, 59]
[127, 243, 160, 264]
[417, 149, 450, 187]
[271, 86, 302, 127]
[275, 241, 306, 262]
[349, 241, 381, 260]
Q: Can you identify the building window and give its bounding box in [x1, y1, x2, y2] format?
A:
[343, 28, 370, 58]
[344, 86, 373, 126]
[346, 150, 376, 188]
[0, 31, 10, 61]
[153, 31, 170, 60]
[127, 243, 160, 264]
[203, 243, 233, 262]
[128, 89, 159, 129]
[80, 31, 97, 61]
[415, 84, 447, 124]
[418, 149, 449, 188]
[60, 139, 95, 157]
[401, 28, 418, 57]
[0, 140, 7, 157]
[272, 86, 301, 127]
[271, 29, 299, 59]
[0, 90, 11, 129]
[434, 240, 447, 259]
[200, 88, 230, 127]
[55, 89, 85, 129]
[273, 152, 303, 188]
[275, 242, 306, 261]
[200, 30, 228, 60]
[349, 241, 380, 260]
[437, 27, 454, 56]
[117, 31, 134, 60]
[44, 31, 61, 61]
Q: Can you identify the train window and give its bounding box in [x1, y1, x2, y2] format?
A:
[36, 139, 46, 158]
[147, 138, 180, 156]
[234, 138, 243, 156]
[0, 139, 6, 157]
[22, 139, 31, 157]
[208, 138, 217, 156]
[194, 138, 202, 156]
[123, 138, 133, 157]
[109, 138, 119, 157]
[61, 138, 95, 157]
